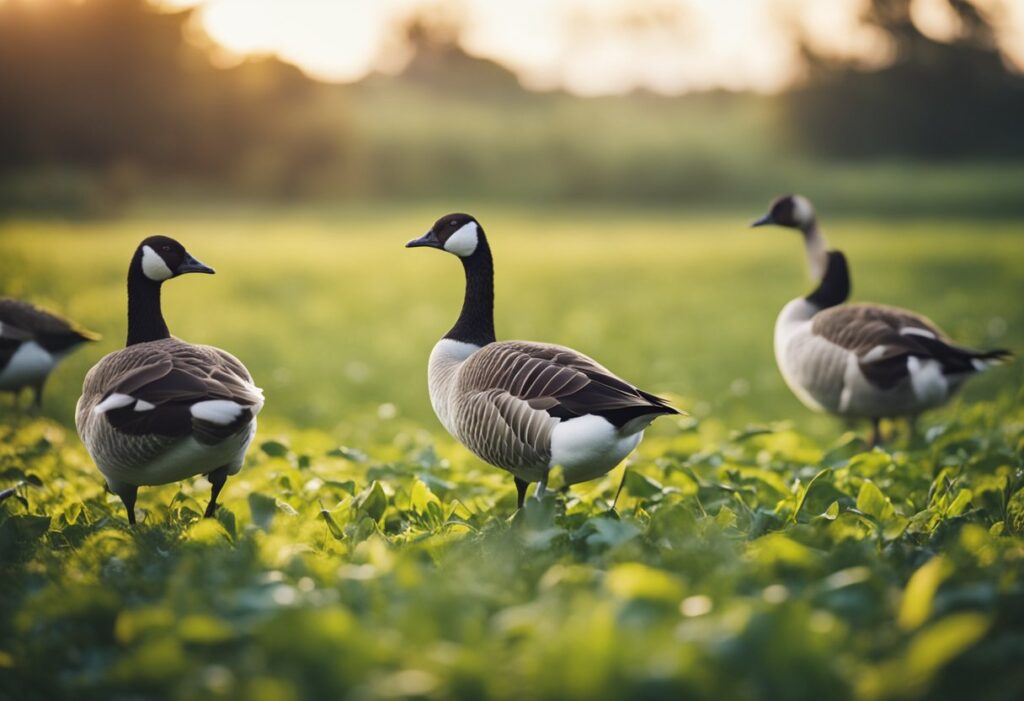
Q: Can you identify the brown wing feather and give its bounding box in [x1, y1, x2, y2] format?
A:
[0, 298, 98, 351]
[458, 341, 677, 427]
[812, 303, 1002, 389]
[89, 340, 262, 445]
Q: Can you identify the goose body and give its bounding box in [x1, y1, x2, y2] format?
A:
[755, 195, 1010, 444]
[0, 299, 99, 406]
[76, 237, 263, 523]
[409, 213, 677, 506]
[77, 338, 262, 487]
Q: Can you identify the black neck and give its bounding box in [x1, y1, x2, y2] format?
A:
[126, 265, 170, 346]
[805, 250, 850, 309]
[444, 236, 496, 346]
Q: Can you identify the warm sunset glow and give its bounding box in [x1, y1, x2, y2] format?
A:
[161, 0, 1024, 94]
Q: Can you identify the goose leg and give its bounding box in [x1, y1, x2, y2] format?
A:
[611, 467, 629, 511]
[31, 380, 45, 409]
[514, 477, 529, 509]
[868, 418, 882, 449]
[115, 484, 138, 525]
[204, 465, 230, 518]
[907, 415, 919, 444]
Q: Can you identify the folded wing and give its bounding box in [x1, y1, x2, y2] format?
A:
[93, 345, 264, 445]
[460, 341, 677, 428]
[812, 304, 1011, 389]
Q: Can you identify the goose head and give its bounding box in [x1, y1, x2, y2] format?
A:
[406, 213, 483, 258]
[751, 195, 816, 231]
[134, 236, 215, 282]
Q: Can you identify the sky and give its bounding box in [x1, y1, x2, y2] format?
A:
[160, 0, 1024, 95]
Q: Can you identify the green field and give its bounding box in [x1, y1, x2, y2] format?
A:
[1, 206, 1023, 700]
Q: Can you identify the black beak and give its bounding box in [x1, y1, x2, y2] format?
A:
[406, 230, 441, 249]
[177, 253, 215, 275]
[750, 214, 773, 228]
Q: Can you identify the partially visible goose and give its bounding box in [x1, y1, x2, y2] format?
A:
[753, 195, 1011, 446]
[76, 236, 264, 524]
[0, 299, 99, 407]
[407, 213, 679, 507]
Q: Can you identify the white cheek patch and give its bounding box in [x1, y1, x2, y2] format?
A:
[792, 196, 814, 227]
[141, 245, 173, 281]
[190, 400, 245, 425]
[134, 399, 156, 412]
[443, 222, 479, 257]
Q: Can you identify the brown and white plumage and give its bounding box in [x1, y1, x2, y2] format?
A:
[0, 298, 99, 406]
[77, 339, 262, 482]
[755, 195, 1011, 445]
[409, 213, 678, 507]
[76, 236, 263, 523]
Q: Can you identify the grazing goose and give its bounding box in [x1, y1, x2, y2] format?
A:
[76, 236, 264, 524]
[407, 213, 678, 507]
[0, 299, 99, 407]
[753, 195, 1011, 446]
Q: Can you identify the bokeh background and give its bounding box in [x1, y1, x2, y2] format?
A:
[4, 4, 1024, 701]
[1, 0, 1022, 434]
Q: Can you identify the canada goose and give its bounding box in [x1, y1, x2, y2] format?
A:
[753, 195, 1011, 446]
[76, 236, 264, 524]
[0, 298, 99, 407]
[407, 213, 678, 507]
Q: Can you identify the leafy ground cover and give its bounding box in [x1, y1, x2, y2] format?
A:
[2, 399, 1023, 701]
[1, 208, 1022, 699]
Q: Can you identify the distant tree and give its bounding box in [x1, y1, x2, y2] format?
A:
[786, 0, 1024, 159]
[0, 0, 326, 176]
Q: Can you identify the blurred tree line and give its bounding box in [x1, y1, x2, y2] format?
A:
[0, 0, 347, 207]
[788, 0, 1024, 159]
[0, 0, 1022, 215]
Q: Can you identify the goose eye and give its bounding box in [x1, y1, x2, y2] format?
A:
[162, 245, 171, 252]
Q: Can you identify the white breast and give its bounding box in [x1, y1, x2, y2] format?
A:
[427, 339, 481, 438]
[0, 342, 56, 390]
[774, 298, 831, 412]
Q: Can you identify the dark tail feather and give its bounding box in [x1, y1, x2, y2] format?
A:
[638, 389, 682, 416]
[911, 335, 1013, 374]
[971, 348, 1014, 370]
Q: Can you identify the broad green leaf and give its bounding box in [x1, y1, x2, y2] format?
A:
[791, 468, 830, 523]
[177, 614, 235, 644]
[410, 479, 441, 514]
[605, 563, 683, 602]
[248, 493, 277, 532]
[856, 480, 895, 522]
[585, 517, 641, 549]
[326, 446, 368, 462]
[902, 614, 991, 692]
[185, 518, 231, 544]
[623, 470, 664, 499]
[319, 506, 344, 540]
[354, 481, 387, 522]
[260, 440, 289, 458]
[898, 556, 953, 631]
[820, 500, 840, 520]
[946, 488, 973, 517]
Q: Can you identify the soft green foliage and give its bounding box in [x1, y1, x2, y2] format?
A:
[1, 208, 1022, 700]
[2, 406, 1023, 701]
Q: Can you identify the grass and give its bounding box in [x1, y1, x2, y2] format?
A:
[1, 204, 1023, 700]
